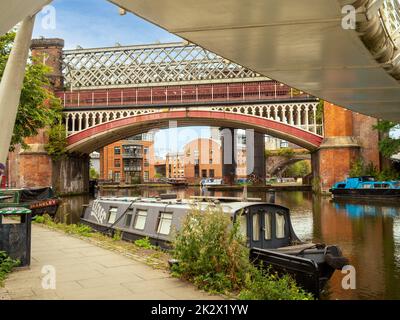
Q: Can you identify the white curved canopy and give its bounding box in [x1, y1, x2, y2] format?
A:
[1, 0, 400, 121]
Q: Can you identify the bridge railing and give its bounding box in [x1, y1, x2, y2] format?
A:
[57, 81, 314, 109]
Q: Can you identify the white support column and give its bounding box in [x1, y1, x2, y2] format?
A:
[0, 16, 35, 166]
[305, 105, 310, 131]
[312, 104, 317, 133]
[296, 105, 302, 126]
[72, 114, 76, 132]
[289, 106, 294, 125]
[85, 112, 89, 129]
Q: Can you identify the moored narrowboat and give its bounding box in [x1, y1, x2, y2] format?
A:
[0, 187, 60, 216]
[81, 196, 348, 296]
[330, 176, 400, 200]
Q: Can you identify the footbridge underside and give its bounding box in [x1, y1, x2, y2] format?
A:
[2, 0, 400, 120]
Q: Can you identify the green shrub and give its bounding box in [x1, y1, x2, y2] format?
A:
[0, 251, 20, 286]
[134, 237, 154, 249]
[239, 267, 313, 300]
[112, 230, 122, 241]
[64, 224, 92, 237]
[34, 215, 45, 224]
[172, 205, 253, 293]
[172, 204, 313, 299]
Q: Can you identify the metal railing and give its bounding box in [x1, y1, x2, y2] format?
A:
[57, 81, 314, 109]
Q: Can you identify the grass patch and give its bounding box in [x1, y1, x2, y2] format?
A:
[0, 251, 20, 287]
[134, 237, 155, 249]
[34, 214, 93, 237]
[172, 204, 313, 300]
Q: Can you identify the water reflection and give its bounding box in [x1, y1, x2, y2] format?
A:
[57, 188, 400, 300]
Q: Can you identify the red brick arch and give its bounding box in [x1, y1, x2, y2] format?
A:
[66, 110, 323, 153]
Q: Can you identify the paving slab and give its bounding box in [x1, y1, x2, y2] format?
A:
[0, 224, 222, 300]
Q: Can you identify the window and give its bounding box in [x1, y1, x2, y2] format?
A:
[337, 184, 346, 189]
[202, 169, 207, 178]
[209, 158, 213, 164]
[382, 184, 390, 189]
[252, 214, 260, 241]
[114, 146, 121, 155]
[114, 172, 120, 183]
[108, 207, 118, 224]
[144, 171, 149, 182]
[157, 212, 173, 235]
[114, 159, 121, 168]
[264, 212, 272, 240]
[374, 184, 382, 189]
[125, 214, 133, 227]
[276, 212, 286, 239]
[209, 169, 215, 178]
[144, 147, 149, 155]
[362, 184, 372, 189]
[280, 141, 289, 148]
[133, 209, 147, 230]
[144, 161, 149, 167]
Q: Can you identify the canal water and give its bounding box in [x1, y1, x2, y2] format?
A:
[56, 187, 400, 300]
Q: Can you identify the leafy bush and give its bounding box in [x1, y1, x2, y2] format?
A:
[239, 267, 313, 300]
[172, 205, 312, 299]
[134, 237, 155, 249]
[112, 230, 122, 241]
[0, 251, 20, 286]
[172, 204, 250, 293]
[349, 158, 399, 180]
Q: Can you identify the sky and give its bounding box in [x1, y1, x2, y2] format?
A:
[33, 0, 211, 157]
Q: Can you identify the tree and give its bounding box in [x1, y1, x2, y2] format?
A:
[373, 120, 400, 158]
[0, 32, 65, 152]
[284, 160, 311, 178]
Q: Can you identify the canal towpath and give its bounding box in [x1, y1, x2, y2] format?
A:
[0, 223, 221, 300]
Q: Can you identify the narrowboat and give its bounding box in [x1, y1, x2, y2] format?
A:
[81, 196, 348, 296]
[0, 187, 60, 216]
[166, 178, 188, 187]
[200, 178, 223, 187]
[330, 176, 400, 199]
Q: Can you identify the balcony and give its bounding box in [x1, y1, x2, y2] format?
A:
[122, 153, 143, 159]
[124, 166, 142, 172]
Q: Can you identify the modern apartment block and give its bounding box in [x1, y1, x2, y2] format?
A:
[99, 133, 154, 183]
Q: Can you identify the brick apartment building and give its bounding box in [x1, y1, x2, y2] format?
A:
[99, 133, 155, 183]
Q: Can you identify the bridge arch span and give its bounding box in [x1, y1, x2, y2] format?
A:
[66, 109, 323, 153]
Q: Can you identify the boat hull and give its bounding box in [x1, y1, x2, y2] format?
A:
[330, 188, 400, 200]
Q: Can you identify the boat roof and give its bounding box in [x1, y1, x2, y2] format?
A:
[95, 196, 287, 214]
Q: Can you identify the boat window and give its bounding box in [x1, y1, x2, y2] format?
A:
[374, 184, 382, 189]
[252, 213, 260, 241]
[337, 184, 346, 189]
[125, 214, 133, 227]
[157, 212, 173, 235]
[238, 214, 247, 238]
[382, 184, 390, 189]
[107, 207, 118, 224]
[362, 184, 372, 189]
[264, 212, 272, 240]
[275, 212, 286, 239]
[133, 209, 147, 230]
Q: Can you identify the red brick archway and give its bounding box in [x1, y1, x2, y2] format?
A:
[67, 110, 323, 153]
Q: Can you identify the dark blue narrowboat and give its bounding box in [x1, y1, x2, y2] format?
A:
[81, 196, 348, 296]
[330, 176, 400, 200]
